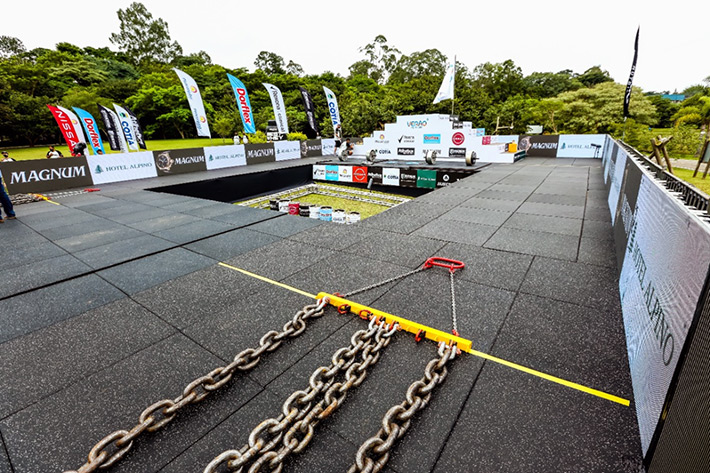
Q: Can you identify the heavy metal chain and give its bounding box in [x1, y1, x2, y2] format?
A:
[449, 271, 458, 336]
[348, 342, 457, 473]
[65, 299, 329, 473]
[205, 317, 399, 473]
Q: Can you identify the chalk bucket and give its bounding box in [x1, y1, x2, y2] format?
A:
[333, 209, 346, 224]
[269, 200, 279, 211]
[288, 202, 300, 216]
[309, 205, 321, 219]
[346, 212, 361, 224]
[299, 204, 311, 217]
[319, 206, 333, 222]
[278, 199, 290, 213]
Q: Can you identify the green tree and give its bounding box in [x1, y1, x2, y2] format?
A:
[472, 60, 525, 103]
[647, 95, 680, 128]
[254, 51, 285, 75]
[523, 70, 583, 98]
[388, 49, 446, 84]
[672, 95, 710, 130]
[0, 36, 26, 58]
[109, 2, 183, 65]
[575, 66, 613, 87]
[356, 35, 401, 84]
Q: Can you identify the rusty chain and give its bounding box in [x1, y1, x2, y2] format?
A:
[64, 298, 328, 473]
[348, 342, 457, 473]
[205, 317, 399, 473]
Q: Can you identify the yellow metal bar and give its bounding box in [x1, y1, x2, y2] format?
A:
[218, 262, 317, 299]
[317, 292, 473, 352]
[463, 347, 631, 406]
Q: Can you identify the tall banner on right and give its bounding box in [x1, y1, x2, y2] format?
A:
[323, 86, 341, 134]
[174, 68, 211, 138]
[624, 27, 640, 118]
[298, 87, 320, 139]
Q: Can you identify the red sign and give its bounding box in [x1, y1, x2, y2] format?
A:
[452, 132, 465, 146]
[353, 166, 368, 183]
[482, 136, 492, 145]
[47, 105, 81, 152]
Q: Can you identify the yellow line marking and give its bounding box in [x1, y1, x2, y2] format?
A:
[464, 347, 630, 406]
[218, 262, 316, 299]
[219, 263, 630, 406]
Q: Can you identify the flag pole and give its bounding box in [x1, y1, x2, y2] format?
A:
[451, 55, 456, 116]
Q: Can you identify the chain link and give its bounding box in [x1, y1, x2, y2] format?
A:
[343, 267, 426, 298]
[449, 271, 458, 335]
[64, 299, 328, 473]
[205, 318, 399, 473]
[348, 342, 457, 473]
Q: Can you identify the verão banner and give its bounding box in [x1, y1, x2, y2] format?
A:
[174, 68, 211, 138]
[227, 74, 256, 134]
[263, 83, 289, 135]
[72, 107, 105, 155]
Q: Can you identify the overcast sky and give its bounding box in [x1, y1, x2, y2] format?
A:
[5, 0, 707, 93]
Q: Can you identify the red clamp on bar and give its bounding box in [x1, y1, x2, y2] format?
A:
[84, 188, 101, 192]
[415, 329, 426, 342]
[359, 309, 372, 320]
[452, 329, 460, 337]
[337, 304, 351, 314]
[423, 257, 465, 273]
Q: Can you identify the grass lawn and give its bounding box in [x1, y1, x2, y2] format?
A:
[672, 168, 710, 195]
[1, 138, 236, 161]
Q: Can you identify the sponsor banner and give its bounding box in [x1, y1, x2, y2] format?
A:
[0, 156, 92, 194]
[338, 165, 352, 182]
[624, 27, 640, 118]
[451, 131, 466, 146]
[325, 165, 339, 181]
[323, 86, 341, 133]
[423, 134, 441, 144]
[263, 83, 289, 134]
[612, 156, 644, 270]
[433, 56, 455, 104]
[174, 68, 211, 138]
[470, 135, 518, 163]
[518, 135, 559, 157]
[227, 74, 256, 134]
[98, 104, 127, 152]
[204, 144, 246, 170]
[312, 164, 326, 180]
[382, 167, 400, 186]
[618, 173, 710, 454]
[474, 128, 486, 136]
[47, 105, 84, 153]
[436, 171, 468, 187]
[244, 143, 276, 165]
[321, 139, 335, 156]
[301, 140, 322, 158]
[87, 151, 156, 184]
[298, 87, 320, 139]
[374, 133, 390, 145]
[72, 107, 105, 155]
[398, 147, 415, 156]
[607, 145, 627, 224]
[397, 134, 416, 145]
[153, 147, 206, 176]
[274, 141, 301, 161]
[367, 167, 383, 185]
[352, 166, 368, 183]
[113, 103, 140, 151]
[557, 134, 606, 158]
[416, 169, 437, 189]
[449, 147, 466, 157]
[123, 106, 146, 149]
[400, 169, 417, 188]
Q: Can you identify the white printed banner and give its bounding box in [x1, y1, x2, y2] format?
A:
[113, 103, 140, 151]
[274, 141, 301, 161]
[382, 167, 400, 186]
[204, 145, 246, 170]
[323, 86, 341, 133]
[263, 83, 289, 135]
[557, 134, 606, 158]
[174, 68, 211, 138]
[87, 151, 157, 184]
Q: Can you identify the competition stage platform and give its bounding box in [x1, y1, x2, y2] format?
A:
[0, 156, 642, 472]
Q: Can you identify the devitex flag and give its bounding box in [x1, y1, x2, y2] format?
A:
[227, 74, 256, 134]
[47, 105, 85, 153]
[174, 68, 211, 138]
[113, 103, 140, 151]
[263, 83, 289, 135]
[433, 56, 455, 104]
[624, 27, 640, 119]
[299, 87, 319, 139]
[73, 107, 106, 155]
[322, 86, 341, 134]
[97, 104, 128, 153]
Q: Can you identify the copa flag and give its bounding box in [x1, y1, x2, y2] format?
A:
[323, 86, 341, 135]
[47, 105, 85, 153]
[174, 68, 212, 138]
[263, 83, 289, 135]
[228, 74, 256, 134]
[124, 106, 147, 149]
[433, 56, 455, 104]
[113, 103, 140, 151]
[73, 107, 106, 155]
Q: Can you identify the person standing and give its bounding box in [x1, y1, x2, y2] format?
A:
[1, 151, 15, 162]
[0, 177, 16, 223]
[46, 145, 63, 158]
[334, 124, 343, 149]
[233, 133, 240, 145]
[242, 134, 249, 144]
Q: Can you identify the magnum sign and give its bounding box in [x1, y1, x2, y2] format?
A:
[153, 147, 207, 176]
[244, 143, 276, 165]
[0, 157, 92, 194]
[518, 135, 559, 158]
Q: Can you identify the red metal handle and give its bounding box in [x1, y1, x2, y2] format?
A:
[423, 257, 465, 272]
